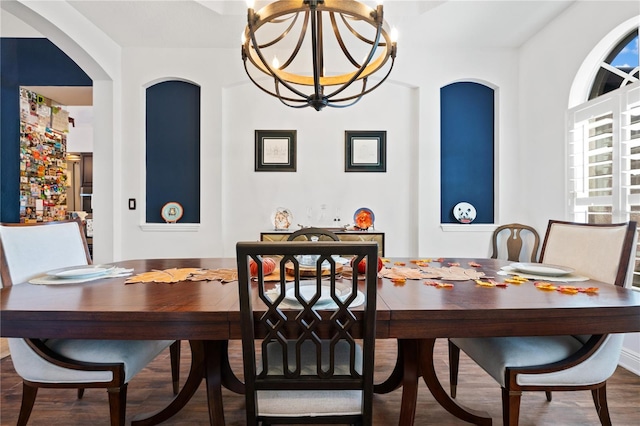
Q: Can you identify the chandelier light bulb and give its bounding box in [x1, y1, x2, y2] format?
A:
[272, 56, 280, 69]
[390, 27, 399, 43]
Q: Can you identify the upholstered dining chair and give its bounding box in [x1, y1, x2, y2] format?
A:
[0, 219, 179, 426]
[236, 240, 378, 425]
[491, 223, 540, 262]
[287, 226, 340, 242]
[449, 220, 637, 426]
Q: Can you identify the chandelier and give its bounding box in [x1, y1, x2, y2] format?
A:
[242, 0, 398, 111]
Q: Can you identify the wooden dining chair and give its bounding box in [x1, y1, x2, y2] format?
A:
[236, 240, 378, 425]
[0, 219, 179, 426]
[491, 223, 540, 262]
[449, 220, 637, 426]
[287, 227, 340, 241]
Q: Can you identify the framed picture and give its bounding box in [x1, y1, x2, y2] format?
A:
[255, 130, 297, 172]
[345, 130, 386, 172]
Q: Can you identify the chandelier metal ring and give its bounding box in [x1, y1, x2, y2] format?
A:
[242, 0, 398, 111]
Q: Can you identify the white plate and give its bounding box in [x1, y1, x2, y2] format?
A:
[46, 264, 115, 279]
[511, 262, 575, 277]
[285, 283, 351, 304]
[332, 256, 350, 265]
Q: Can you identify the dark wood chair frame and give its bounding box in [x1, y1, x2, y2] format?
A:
[237, 240, 378, 425]
[0, 219, 181, 426]
[490, 223, 540, 263]
[450, 220, 637, 426]
[287, 227, 341, 242]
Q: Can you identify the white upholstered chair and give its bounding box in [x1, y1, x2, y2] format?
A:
[449, 220, 637, 426]
[0, 220, 178, 426]
[236, 240, 378, 425]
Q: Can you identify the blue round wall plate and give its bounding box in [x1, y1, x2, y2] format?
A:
[161, 201, 184, 223]
[353, 207, 375, 229]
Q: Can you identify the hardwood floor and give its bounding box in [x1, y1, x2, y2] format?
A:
[1, 339, 638, 425]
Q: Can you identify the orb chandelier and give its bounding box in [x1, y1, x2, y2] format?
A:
[242, 0, 398, 111]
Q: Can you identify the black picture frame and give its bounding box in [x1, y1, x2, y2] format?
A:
[255, 130, 297, 172]
[345, 130, 387, 172]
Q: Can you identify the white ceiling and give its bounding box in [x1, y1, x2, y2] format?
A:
[3, 0, 579, 105]
[61, 0, 575, 49]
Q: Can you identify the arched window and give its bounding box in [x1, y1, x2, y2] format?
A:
[589, 29, 639, 99]
[567, 23, 639, 287]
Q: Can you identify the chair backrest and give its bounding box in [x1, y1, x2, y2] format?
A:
[287, 227, 340, 242]
[539, 220, 637, 287]
[491, 223, 540, 262]
[236, 240, 378, 422]
[0, 219, 91, 287]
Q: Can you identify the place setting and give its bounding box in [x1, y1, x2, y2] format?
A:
[28, 264, 134, 285]
[252, 254, 364, 309]
[265, 279, 365, 310]
[498, 262, 589, 282]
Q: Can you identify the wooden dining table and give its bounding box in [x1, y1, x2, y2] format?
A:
[2, 257, 640, 425]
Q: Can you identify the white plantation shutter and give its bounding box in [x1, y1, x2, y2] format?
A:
[567, 82, 640, 287]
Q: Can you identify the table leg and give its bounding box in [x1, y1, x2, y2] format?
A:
[203, 341, 225, 426]
[417, 339, 492, 425]
[398, 339, 419, 425]
[132, 340, 206, 426]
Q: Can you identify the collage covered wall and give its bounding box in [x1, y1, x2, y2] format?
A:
[19, 88, 69, 222]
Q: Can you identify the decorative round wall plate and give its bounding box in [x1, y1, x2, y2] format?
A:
[161, 202, 184, 223]
[453, 202, 476, 224]
[354, 207, 375, 230]
[271, 207, 293, 230]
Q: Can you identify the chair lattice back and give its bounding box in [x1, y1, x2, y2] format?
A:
[236, 241, 378, 424]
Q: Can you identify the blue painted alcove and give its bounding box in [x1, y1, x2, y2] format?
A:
[440, 82, 495, 224]
[145, 81, 201, 223]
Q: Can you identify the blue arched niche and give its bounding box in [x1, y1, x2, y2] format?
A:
[145, 80, 201, 223]
[440, 82, 495, 224]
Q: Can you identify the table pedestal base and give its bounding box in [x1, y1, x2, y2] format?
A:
[375, 339, 492, 425]
[132, 340, 243, 426]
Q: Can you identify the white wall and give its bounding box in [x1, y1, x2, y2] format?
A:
[113, 43, 521, 260]
[66, 106, 93, 152]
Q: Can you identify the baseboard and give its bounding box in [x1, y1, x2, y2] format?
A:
[619, 346, 640, 376]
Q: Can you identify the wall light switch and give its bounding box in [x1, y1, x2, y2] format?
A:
[128, 198, 136, 210]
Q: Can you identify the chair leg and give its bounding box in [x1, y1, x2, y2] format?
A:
[170, 340, 181, 395]
[545, 391, 552, 401]
[17, 382, 38, 426]
[78, 388, 85, 399]
[107, 384, 127, 426]
[502, 388, 521, 426]
[448, 340, 460, 398]
[592, 384, 612, 426]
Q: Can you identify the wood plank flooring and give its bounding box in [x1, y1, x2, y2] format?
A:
[1, 339, 638, 425]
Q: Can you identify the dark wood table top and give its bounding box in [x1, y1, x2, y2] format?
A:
[2, 257, 640, 341]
